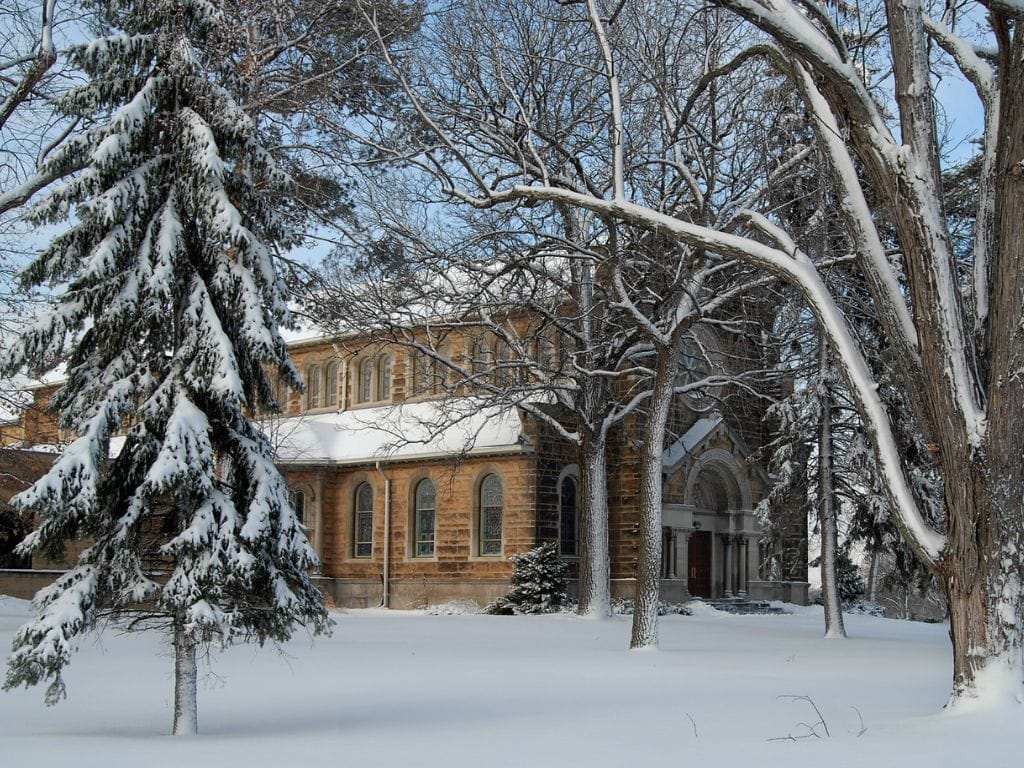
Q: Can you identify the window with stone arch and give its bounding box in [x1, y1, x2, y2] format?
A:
[558, 471, 578, 557]
[326, 361, 339, 408]
[478, 473, 503, 556]
[289, 488, 307, 526]
[377, 354, 392, 401]
[307, 364, 321, 409]
[358, 357, 374, 403]
[414, 478, 436, 557]
[353, 482, 373, 558]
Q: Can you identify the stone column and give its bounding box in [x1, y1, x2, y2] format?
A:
[721, 533, 734, 597]
[737, 536, 748, 597]
[668, 528, 678, 579]
[678, 529, 691, 595]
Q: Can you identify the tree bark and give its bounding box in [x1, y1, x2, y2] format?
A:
[577, 430, 611, 618]
[939, 22, 1024, 699]
[817, 341, 846, 639]
[630, 347, 678, 649]
[172, 618, 198, 736]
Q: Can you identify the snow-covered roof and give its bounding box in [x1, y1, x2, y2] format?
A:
[265, 399, 526, 466]
[661, 414, 724, 470]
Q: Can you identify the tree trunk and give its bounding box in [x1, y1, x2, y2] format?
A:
[866, 549, 879, 604]
[937, 26, 1024, 702]
[172, 618, 198, 736]
[577, 431, 611, 618]
[630, 347, 677, 649]
[817, 341, 846, 639]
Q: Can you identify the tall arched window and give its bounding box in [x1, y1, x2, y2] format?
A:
[479, 474, 503, 556]
[326, 362, 339, 408]
[359, 358, 373, 403]
[411, 351, 429, 396]
[289, 489, 307, 526]
[414, 479, 436, 557]
[307, 365, 321, 409]
[377, 355, 392, 401]
[272, 377, 290, 413]
[469, 334, 490, 376]
[559, 475, 578, 556]
[354, 482, 373, 558]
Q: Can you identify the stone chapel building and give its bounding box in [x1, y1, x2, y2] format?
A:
[0, 324, 809, 608]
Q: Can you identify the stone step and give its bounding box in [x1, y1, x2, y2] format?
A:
[695, 598, 789, 615]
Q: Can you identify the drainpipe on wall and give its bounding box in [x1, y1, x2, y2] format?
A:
[314, 469, 324, 572]
[375, 460, 391, 608]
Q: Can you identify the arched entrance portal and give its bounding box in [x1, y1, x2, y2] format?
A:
[663, 448, 758, 600]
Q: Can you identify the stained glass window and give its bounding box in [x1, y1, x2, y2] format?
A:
[480, 474, 503, 556]
[354, 482, 373, 557]
[415, 479, 436, 557]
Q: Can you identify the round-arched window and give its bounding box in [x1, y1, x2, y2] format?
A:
[479, 474, 503, 556]
[414, 479, 436, 557]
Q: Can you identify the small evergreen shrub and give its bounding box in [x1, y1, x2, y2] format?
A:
[486, 542, 569, 615]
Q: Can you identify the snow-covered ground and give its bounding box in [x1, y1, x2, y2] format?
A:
[1, 597, 1018, 767]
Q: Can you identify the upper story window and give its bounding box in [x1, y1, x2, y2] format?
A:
[409, 347, 447, 397]
[357, 354, 392, 404]
[359, 357, 374, 403]
[307, 365, 321, 409]
[377, 355, 392, 400]
[289, 489, 307, 526]
[271, 376, 291, 413]
[326, 362, 339, 408]
[479, 473, 503, 556]
[469, 334, 492, 377]
[559, 474, 578, 557]
[414, 478, 436, 557]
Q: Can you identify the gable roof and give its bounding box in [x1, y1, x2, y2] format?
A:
[662, 413, 769, 484]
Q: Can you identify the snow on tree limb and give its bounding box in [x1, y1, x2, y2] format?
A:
[478, 183, 946, 563]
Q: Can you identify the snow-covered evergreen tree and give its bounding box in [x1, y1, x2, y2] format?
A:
[486, 542, 569, 615]
[1, 0, 331, 735]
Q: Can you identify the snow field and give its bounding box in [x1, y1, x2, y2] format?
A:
[1, 597, 1018, 768]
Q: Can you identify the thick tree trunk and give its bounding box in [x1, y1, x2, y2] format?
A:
[817, 342, 846, 639]
[172, 619, 198, 736]
[938, 22, 1024, 702]
[577, 431, 611, 618]
[630, 348, 677, 649]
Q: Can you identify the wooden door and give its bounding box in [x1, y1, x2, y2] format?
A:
[688, 530, 712, 598]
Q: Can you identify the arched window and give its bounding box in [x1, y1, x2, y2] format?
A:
[359, 358, 374, 403]
[411, 351, 429, 396]
[326, 362, 339, 408]
[479, 474, 503, 556]
[289, 489, 307, 526]
[494, 340, 517, 386]
[414, 478, 436, 557]
[469, 334, 490, 376]
[431, 344, 449, 394]
[354, 482, 373, 558]
[377, 355, 392, 401]
[307, 365, 321, 409]
[272, 377, 290, 413]
[559, 475, 578, 557]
